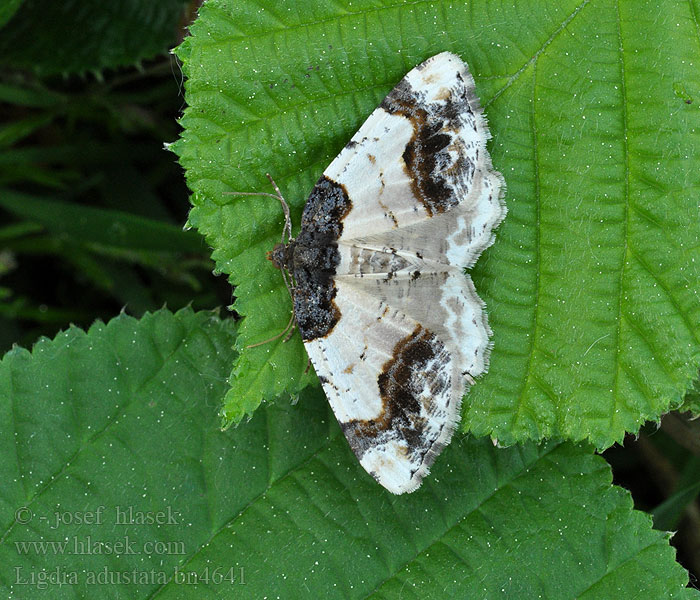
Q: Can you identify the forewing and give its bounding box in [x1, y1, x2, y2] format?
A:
[321, 51, 505, 268]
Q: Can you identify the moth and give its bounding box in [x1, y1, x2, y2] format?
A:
[263, 52, 505, 494]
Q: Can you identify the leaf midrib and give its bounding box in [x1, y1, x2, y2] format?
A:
[610, 0, 631, 438]
[483, 0, 591, 109]
[151, 440, 563, 599]
[512, 58, 544, 437]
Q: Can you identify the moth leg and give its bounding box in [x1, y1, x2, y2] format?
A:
[245, 310, 296, 349]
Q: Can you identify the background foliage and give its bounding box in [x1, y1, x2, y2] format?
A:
[0, 0, 230, 353]
[0, 0, 192, 75]
[1, 0, 699, 596]
[0, 308, 695, 598]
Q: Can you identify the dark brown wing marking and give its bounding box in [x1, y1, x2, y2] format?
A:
[380, 76, 476, 217]
[340, 325, 451, 468]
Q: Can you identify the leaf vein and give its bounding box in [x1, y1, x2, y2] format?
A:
[574, 538, 670, 597]
[366, 444, 563, 596]
[610, 0, 631, 435]
[484, 0, 591, 108]
[628, 246, 700, 347]
[688, 0, 700, 48]
[621, 309, 675, 382]
[512, 61, 543, 435]
[148, 421, 337, 598]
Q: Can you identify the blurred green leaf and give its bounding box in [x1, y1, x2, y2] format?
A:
[0, 297, 92, 323]
[0, 189, 206, 253]
[0, 221, 42, 242]
[0, 308, 695, 597]
[0, 0, 22, 28]
[173, 0, 700, 446]
[0, 0, 189, 75]
[0, 163, 73, 188]
[0, 81, 65, 108]
[0, 231, 215, 319]
[653, 456, 700, 531]
[0, 142, 156, 168]
[0, 113, 53, 147]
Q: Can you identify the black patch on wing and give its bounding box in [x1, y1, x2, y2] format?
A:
[271, 175, 352, 341]
[339, 325, 451, 463]
[380, 69, 476, 217]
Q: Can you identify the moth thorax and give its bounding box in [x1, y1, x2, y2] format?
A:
[267, 241, 294, 270]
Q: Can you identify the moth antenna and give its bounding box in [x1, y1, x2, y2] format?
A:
[224, 175, 293, 244]
[265, 173, 292, 243]
[228, 175, 298, 350]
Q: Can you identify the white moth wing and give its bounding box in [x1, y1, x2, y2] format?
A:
[325, 51, 505, 268]
[277, 51, 505, 494]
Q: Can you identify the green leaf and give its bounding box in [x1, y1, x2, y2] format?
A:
[0, 189, 206, 254]
[0, 114, 53, 147]
[0, 309, 695, 597]
[0, 221, 42, 242]
[0, 0, 189, 75]
[0, 0, 21, 28]
[173, 0, 700, 445]
[653, 455, 700, 531]
[0, 81, 66, 108]
[680, 377, 700, 414]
